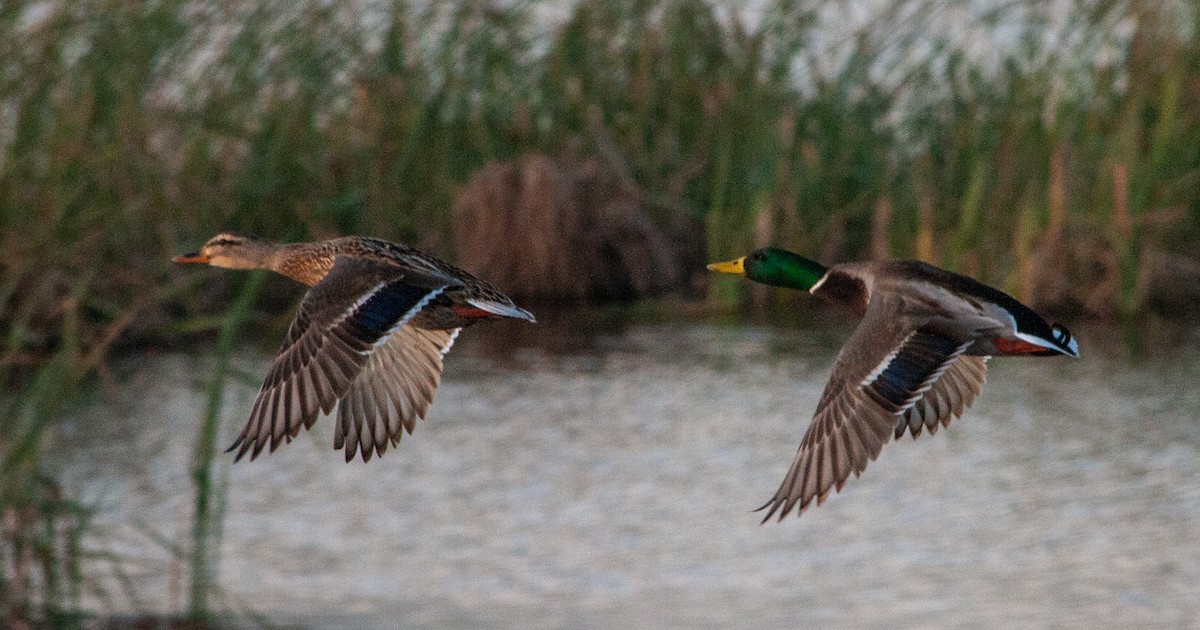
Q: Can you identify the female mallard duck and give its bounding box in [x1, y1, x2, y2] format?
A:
[174, 233, 535, 463]
[708, 247, 1078, 521]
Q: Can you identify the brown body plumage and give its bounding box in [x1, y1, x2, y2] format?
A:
[174, 233, 535, 462]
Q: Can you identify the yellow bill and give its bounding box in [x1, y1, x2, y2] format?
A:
[706, 257, 746, 276]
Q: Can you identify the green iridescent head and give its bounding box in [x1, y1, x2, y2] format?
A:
[707, 247, 828, 292]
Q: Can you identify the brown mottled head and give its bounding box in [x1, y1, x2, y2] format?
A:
[173, 233, 280, 270]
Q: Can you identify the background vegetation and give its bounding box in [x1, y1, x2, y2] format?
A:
[3, 0, 1200, 624]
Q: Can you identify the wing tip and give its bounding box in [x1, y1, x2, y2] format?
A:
[754, 496, 805, 524]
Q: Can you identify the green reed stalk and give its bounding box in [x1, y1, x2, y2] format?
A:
[0, 280, 91, 625]
[188, 270, 266, 621]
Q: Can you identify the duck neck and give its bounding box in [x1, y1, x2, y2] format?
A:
[272, 242, 336, 286]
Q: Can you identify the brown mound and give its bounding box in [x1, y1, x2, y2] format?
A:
[452, 154, 699, 301]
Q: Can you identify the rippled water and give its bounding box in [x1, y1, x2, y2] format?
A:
[60, 315, 1200, 628]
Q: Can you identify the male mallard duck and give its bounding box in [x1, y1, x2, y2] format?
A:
[174, 233, 535, 462]
[708, 248, 1078, 521]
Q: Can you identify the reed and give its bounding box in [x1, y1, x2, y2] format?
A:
[0, 308, 115, 626]
[188, 271, 265, 621]
[5, 0, 1199, 353]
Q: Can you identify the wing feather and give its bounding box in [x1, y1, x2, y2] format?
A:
[229, 257, 450, 461]
[758, 294, 981, 522]
[334, 326, 460, 462]
[893, 355, 989, 440]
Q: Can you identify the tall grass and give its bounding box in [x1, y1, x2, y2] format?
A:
[3, 0, 1200, 621]
[3, 1, 1199, 353]
[187, 271, 265, 621]
[0, 294, 141, 626]
[1, 350, 88, 626]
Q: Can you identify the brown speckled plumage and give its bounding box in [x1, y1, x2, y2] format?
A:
[173, 233, 535, 462]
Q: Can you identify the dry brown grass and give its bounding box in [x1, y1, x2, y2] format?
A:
[452, 154, 699, 302]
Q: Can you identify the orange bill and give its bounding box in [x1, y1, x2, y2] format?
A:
[172, 252, 210, 264]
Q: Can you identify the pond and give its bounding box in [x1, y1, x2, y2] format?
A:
[60, 313, 1200, 628]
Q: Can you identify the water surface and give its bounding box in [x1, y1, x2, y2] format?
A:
[63, 317, 1200, 628]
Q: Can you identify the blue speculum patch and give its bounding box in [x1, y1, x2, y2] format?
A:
[866, 333, 960, 411]
[351, 283, 433, 337]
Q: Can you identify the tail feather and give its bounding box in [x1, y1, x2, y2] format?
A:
[466, 298, 536, 322]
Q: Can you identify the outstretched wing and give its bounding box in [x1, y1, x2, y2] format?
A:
[758, 295, 974, 522]
[228, 257, 454, 461]
[334, 325, 461, 462]
[895, 355, 988, 439]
